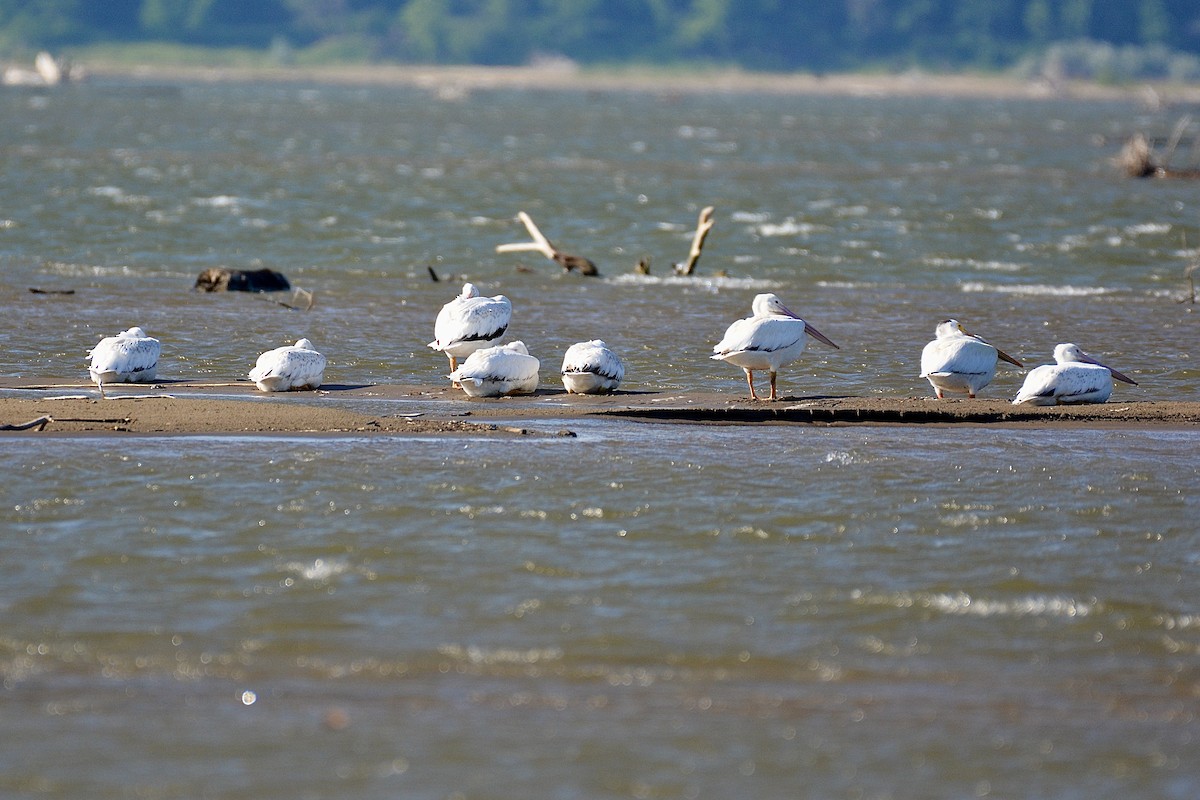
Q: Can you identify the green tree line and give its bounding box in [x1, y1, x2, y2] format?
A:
[2, 0, 1199, 73]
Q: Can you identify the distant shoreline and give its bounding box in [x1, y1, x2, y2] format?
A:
[45, 60, 1200, 103]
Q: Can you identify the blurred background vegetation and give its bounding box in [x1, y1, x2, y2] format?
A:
[3, 0, 1200, 81]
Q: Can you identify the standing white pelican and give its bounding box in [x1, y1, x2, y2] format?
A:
[919, 319, 1023, 399]
[449, 341, 540, 397]
[428, 283, 512, 377]
[248, 338, 327, 392]
[561, 340, 624, 394]
[88, 326, 161, 397]
[711, 293, 839, 401]
[1012, 343, 1137, 405]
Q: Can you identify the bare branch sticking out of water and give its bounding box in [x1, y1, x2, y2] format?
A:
[1181, 262, 1198, 304]
[496, 211, 598, 276]
[1163, 114, 1193, 169]
[259, 287, 315, 310]
[674, 206, 715, 276]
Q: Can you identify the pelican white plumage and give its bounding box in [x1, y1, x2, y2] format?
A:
[561, 340, 624, 394]
[248, 338, 327, 392]
[428, 283, 512, 377]
[919, 319, 1023, 399]
[711, 293, 838, 401]
[88, 327, 161, 397]
[449, 341, 539, 397]
[1012, 343, 1137, 405]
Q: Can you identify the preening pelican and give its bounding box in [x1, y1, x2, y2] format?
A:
[449, 341, 539, 397]
[711, 293, 838, 401]
[1012, 343, 1137, 405]
[428, 283, 512, 378]
[919, 319, 1023, 399]
[88, 326, 160, 397]
[248, 338, 327, 392]
[561, 340, 624, 394]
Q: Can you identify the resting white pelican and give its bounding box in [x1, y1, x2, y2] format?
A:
[428, 283, 512, 379]
[88, 326, 161, 397]
[1012, 343, 1137, 405]
[248, 338, 327, 392]
[919, 319, 1023, 399]
[711, 293, 838, 401]
[561, 340, 624, 394]
[449, 341, 539, 397]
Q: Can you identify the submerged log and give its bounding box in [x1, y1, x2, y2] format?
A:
[195, 267, 291, 293]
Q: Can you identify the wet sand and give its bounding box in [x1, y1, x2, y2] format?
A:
[2, 380, 1197, 435]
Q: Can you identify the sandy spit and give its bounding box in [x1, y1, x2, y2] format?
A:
[1, 381, 1197, 435]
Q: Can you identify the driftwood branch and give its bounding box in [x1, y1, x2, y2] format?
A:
[1, 415, 52, 431]
[674, 206, 715, 276]
[1118, 117, 1200, 179]
[289, 287, 315, 311]
[1181, 263, 1198, 304]
[496, 212, 598, 276]
[257, 287, 315, 311]
[1162, 114, 1192, 170]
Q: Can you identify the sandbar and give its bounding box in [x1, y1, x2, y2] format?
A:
[1, 380, 1197, 435]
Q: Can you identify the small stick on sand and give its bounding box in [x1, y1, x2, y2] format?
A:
[1, 415, 53, 431]
[496, 212, 598, 276]
[674, 206, 715, 276]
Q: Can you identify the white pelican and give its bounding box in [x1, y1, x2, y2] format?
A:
[248, 338, 327, 392]
[428, 283, 512, 378]
[88, 327, 160, 397]
[448, 341, 540, 398]
[1012, 343, 1137, 405]
[711, 293, 839, 401]
[561, 340, 625, 394]
[919, 319, 1023, 399]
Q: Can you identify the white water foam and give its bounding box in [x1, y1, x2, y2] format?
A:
[960, 281, 1115, 296]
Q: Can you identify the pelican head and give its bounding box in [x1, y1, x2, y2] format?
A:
[749, 293, 839, 349]
[934, 319, 964, 338]
[751, 293, 793, 318]
[460, 282, 479, 299]
[295, 338, 316, 350]
[1054, 343, 1137, 385]
[122, 326, 148, 338]
[936, 318, 1022, 367]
